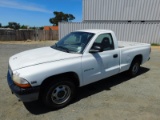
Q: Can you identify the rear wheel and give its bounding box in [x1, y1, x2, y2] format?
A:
[128, 59, 140, 77]
[42, 78, 76, 109]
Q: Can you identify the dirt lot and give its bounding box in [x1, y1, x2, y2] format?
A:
[0, 41, 160, 120]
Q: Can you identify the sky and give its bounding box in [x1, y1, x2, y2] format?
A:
[0, 0, 82, 27]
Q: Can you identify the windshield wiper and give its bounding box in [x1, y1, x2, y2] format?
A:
[52, 43, 70, 53]
[55, 43, 57, 47]
[57, 45, 70, 53]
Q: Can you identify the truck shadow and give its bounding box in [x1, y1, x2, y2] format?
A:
[23, 67, 150, 115]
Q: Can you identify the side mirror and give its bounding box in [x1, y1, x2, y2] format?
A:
[89, 45, 103, 53]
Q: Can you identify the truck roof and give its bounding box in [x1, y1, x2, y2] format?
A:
[76, 29, 113, 34]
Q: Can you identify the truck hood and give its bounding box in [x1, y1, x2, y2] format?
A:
[9, 47, 82, 71]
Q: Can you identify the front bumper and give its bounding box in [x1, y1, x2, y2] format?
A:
[7, 71, 40, 102]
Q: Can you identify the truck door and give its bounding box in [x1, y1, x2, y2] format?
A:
[82, 33, 120, 85]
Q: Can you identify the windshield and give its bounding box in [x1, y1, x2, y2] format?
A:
[51, 31, 95, 53]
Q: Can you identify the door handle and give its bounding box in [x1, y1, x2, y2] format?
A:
[113, 54, 118, 58]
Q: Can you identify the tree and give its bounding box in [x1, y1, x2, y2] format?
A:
[0, 23, 1, 28]
[30, 26, 36, 30]
[49, 11, 75, 26]
[8, 22, 20, 30]
[20, 25, 28, 29]
[39, 26, 44, 30]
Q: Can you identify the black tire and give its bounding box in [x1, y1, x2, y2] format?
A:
[42, 78, 76, 109]
[128, 59, 140, 77]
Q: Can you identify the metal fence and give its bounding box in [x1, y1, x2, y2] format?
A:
[83, 0, 160, 21]
[0, 29, 58, 41]
[59, 22, 160, 44]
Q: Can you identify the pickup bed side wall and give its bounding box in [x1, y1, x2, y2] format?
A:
[119, 45, 150, 73]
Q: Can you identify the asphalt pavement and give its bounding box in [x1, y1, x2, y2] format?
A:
[0, 42, 160, 120]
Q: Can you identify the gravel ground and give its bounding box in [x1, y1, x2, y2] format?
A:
[0, 42, 160, 120]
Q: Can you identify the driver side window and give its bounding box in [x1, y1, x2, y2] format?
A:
[93, 33, 114, 51]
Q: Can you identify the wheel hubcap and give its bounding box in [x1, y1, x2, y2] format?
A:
[51, 85, 71, 104]
[132, 63, 139, 74]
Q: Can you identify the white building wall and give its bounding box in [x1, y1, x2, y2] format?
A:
[59, 22, 160, 44]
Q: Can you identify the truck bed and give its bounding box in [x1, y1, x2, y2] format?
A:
[118, 41, 149, 48]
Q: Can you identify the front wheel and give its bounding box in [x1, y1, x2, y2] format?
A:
[128, 60, 140, 77]
[42, 79, 76, 109]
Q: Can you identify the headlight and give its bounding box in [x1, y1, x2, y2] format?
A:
[12, 74, 31, 88]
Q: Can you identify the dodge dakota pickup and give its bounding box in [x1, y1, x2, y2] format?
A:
[7, 29, 151, 109]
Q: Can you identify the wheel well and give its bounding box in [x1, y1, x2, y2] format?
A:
[40, 72, 80, 89]
[132, 54, 143, 64]
[38, 72, 80, 99]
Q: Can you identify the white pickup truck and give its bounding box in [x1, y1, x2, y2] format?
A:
[7, 29, 150, 109]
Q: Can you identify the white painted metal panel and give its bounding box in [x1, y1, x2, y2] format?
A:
[59, 22, 160, 44]
[83, 0, 160, 21]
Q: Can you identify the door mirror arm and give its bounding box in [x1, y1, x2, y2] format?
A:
[89, 45, 103, 53]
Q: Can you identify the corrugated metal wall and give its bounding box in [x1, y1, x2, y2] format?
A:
[59, 0, 160, 43]
[83, 0, 160, 21]
[59, 22, 160, 44]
